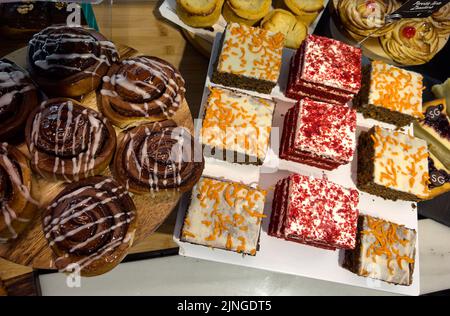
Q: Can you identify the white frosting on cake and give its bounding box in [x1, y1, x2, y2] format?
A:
[217, 23, 284, 83]
[368, 61, 423, 118]
[357, 215, 416, 286]
[200, 87, 274, 161]
[181, 177, 266, 255]
[372, 126, 429, 198]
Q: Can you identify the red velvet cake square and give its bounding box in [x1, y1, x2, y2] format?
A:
[269, 174, 359, 250]
[280, 98, 357, 170]
[286, 35, 362, 105]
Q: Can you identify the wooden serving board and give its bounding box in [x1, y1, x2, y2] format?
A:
[0, 44, 193, 270]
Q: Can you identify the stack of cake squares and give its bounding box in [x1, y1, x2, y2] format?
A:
[269, 173, 359, 250]
[280, 35, 361, 170]
[286, 34, 362, 105]
[280, 97, 357, 170]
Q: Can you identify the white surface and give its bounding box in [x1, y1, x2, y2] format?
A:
[38, 220, 450, 296]
[159, 0, 329, 43]
[174, 32, 420, 295]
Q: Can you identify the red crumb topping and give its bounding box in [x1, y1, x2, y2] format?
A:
[285, 174, 359, 249]
[301, 35, 362, 94]
[295, 98, 357, 163]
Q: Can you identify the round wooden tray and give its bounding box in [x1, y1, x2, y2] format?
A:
[0, 44, 194, 270]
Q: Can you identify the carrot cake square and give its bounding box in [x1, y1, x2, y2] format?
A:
[200, 87, 275, 165]
[355, 61, 423, 127]
[357, 126, 430, 201]
[343, 215, 417, 286]
[181, 177, 266, 255]
[211, 22, 284, 94]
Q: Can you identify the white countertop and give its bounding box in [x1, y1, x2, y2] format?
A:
[39, 219, 450, 296]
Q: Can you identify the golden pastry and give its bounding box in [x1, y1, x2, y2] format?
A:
[337, 0, 401, 37]
[227, 0, 271, 21]
[380, 18, 440, 65]
[178, 0, 218, 14]
[222, 1, 260, 26]
[176, 0, 224, 27]
[285, 0, 324, 14]
[431, 2, 450, 35]
[296, 10, 319, 26]
[261, 9, 308, 49]
[273, 0, 320, 26]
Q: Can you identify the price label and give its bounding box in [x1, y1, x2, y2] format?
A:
[387, 0, 449, 20]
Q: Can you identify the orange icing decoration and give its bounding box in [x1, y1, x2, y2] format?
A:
[183, 177, 265, 255]
[201, 87, 274, 160]
[218, 23, 284, 83]
[369, 61, 423, 118]
[362, 216, 415, 275]
[372, 126, 429, 196]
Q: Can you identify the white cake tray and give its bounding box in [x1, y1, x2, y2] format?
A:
[173, 34, 420, 296]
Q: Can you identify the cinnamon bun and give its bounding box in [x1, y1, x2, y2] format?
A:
[0, 59, 38, 142]
[113, 120, 204, 196]
[27, 25, 118, 98]
[43, 176, 136, 276]
[0, 143, 37, 243]
[99, 56, 186, 128]
[25, 98, 116, 182]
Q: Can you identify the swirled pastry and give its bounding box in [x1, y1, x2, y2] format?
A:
[43, 176, 136, 276]
[25, 98, 116, 182]
[0, 143, 37, 243]
[0, 59, 38, 142]
[113, 120, 204, 196]
[431, 2, 450, 35]
[337, 0, 401, 37]
[99, 56, 186, 128]
[27, 25, 118, 97]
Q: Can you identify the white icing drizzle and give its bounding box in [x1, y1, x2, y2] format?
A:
[31, 101, 108, 181]
[29, 26, 117, 77]
[0, 61, 34, 109]
[123, 122, 188, 193]
[0, 143, 37, 243]
[44, 178, 135, 272]
[101, 56, 185, 118]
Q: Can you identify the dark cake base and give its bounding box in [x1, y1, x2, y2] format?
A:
[211, 33, 276, 95]
[355, 64, 413, 127]
[357, 129, 421, 202]
[342, 216, 415, 286]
